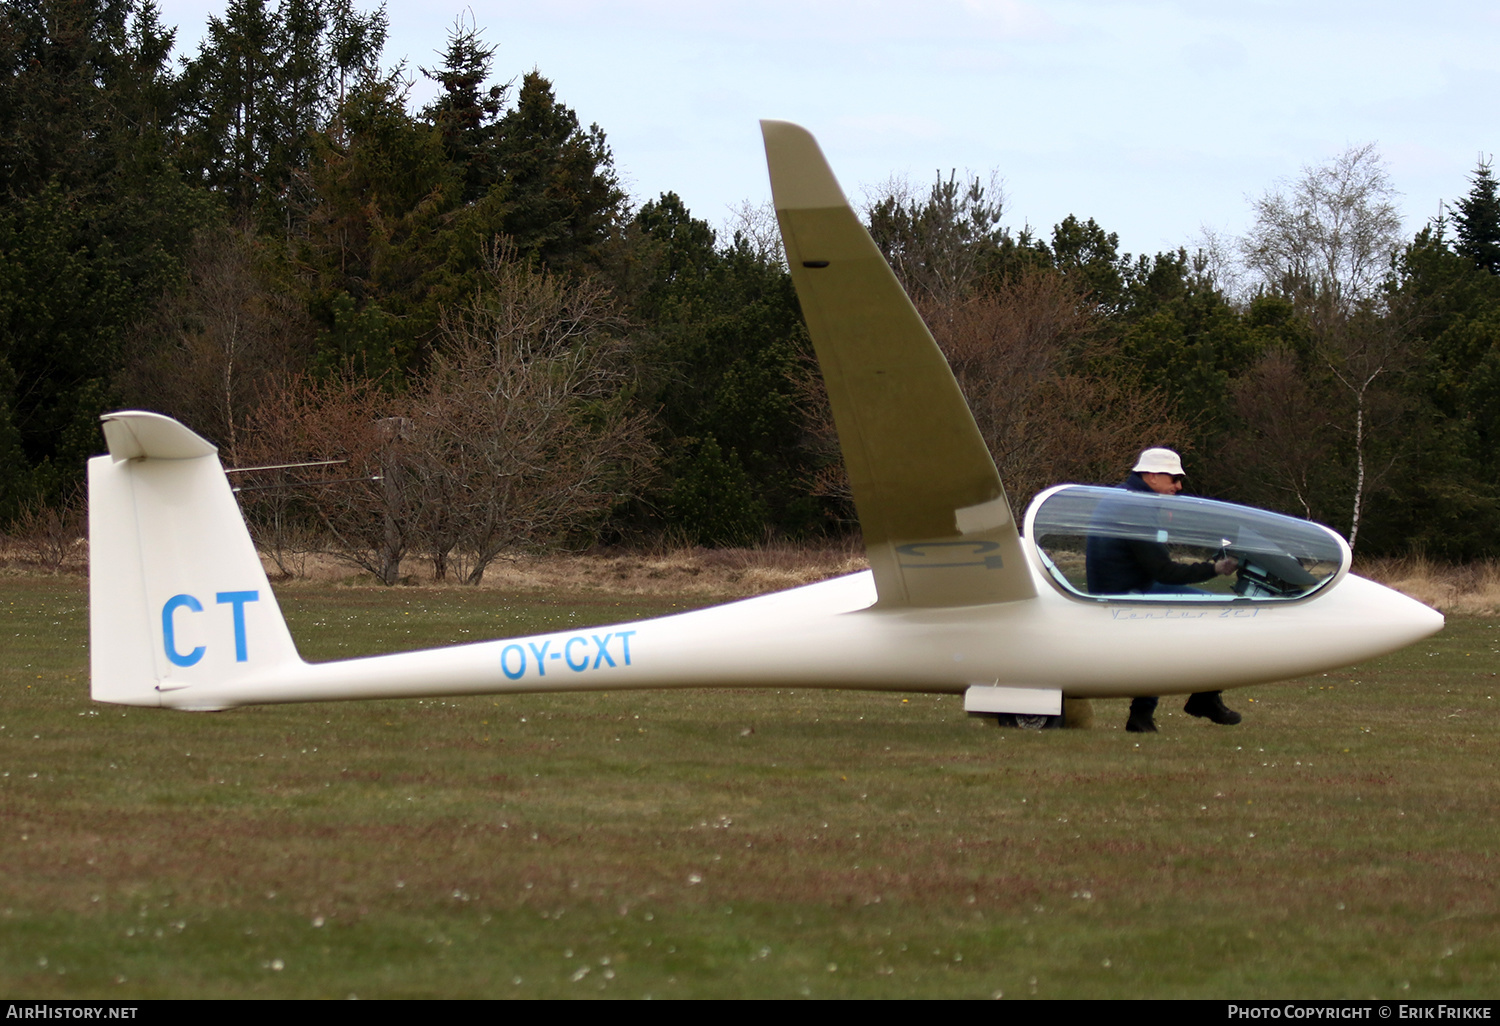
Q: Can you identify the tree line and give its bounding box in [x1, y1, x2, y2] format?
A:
[3, 0, 1499, 579]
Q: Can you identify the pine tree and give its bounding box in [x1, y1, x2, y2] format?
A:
[492, 72, 625, 273]
[179, 0, 386, 219]
[631, 193, 818, 541]
[292, 76, 460, 378]
[0, 0, 210, 514]
[1454, 158, 1500, 275]
[179, 0, 280, 212]
[421, 18, 506, 205]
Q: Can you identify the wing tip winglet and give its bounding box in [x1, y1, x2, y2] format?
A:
[760, 120, 848, 211]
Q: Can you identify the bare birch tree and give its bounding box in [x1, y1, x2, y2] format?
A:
[1241, 143, 1403, 324]
[722, 198, 785, 268]
[1319, 312, 1415, 548]
[1240, 145, 1411, 547]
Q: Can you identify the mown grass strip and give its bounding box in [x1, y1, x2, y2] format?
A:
[2, 577, 1496, 997]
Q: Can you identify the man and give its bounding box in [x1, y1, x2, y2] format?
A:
[1085, 447, 1244, 734]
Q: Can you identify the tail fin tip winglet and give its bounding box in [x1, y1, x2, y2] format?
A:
[100, 410, 217, 462]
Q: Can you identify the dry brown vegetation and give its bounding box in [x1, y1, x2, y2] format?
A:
[261, 539, 869, 598]
[12, 514, 1500, 616]
[923, 277, 1190, 515]
[0, 515, 869, 598]
[271, 545, 1500, 613]
[294, 546, 1500, 614]
[1356, 554, 1500, 615]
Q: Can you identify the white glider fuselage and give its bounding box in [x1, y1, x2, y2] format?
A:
[87, 119, 1443, 715]
[103, 514, 1436, 712]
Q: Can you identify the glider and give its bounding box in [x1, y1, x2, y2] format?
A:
[87, 121, 1443, 719]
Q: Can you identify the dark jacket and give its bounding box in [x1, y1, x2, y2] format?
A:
[1084, 474, 1218, 594]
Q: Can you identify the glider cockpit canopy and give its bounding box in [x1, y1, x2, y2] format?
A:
[1024, 485, 1351, 604]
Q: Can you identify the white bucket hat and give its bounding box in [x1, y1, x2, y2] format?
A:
[1132, 447, 1185, 476]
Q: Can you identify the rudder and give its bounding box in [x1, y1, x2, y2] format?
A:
[89, 411, 301, 709]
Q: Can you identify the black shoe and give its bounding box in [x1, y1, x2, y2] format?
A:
[1126, 696, 1158, 733]
[1184, 691, 1242, 725]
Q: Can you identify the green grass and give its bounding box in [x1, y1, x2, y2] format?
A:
[2, 575, 1498, 998]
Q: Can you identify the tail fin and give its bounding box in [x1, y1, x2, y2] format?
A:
[89, 411, 301, 709]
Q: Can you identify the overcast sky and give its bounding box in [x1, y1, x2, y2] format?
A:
[152, 0, 1499, 259]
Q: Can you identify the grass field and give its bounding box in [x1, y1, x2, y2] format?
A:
[2, 573, 1497, 998]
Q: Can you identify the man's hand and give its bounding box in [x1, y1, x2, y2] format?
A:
[1214, 556, 1240, 576]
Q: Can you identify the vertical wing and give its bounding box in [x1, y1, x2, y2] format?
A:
[762, 120, 1035, 608]
[90, 411, 303, 708]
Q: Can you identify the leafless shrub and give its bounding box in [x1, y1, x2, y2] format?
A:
[236, 498, 321, 581]
[414, 246, 656, 584]
[10, 490, 86, 574]
[941, 276, 1193, 508]
[801, 272, 1189, 521]
[241, 247, 657, 585]
[801, 271, 1188, 519]
[999, 371, 1189, 507]
[242, 379, 417, 584]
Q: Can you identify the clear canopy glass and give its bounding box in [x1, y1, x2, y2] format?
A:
[1025, 485, 1350, 603]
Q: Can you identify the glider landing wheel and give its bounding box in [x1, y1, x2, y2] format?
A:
[993, 714, 1064, 730]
